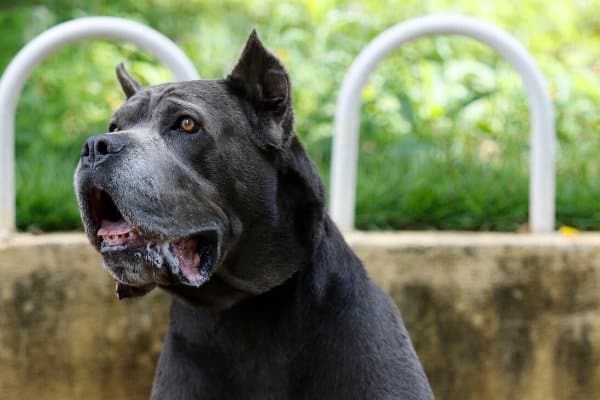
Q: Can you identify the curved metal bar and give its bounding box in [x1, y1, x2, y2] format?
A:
[330, 14, 555, 233]
[0, 17, 200, 235]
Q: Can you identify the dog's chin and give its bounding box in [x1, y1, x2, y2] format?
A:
[100, 249, 157, 299]
[101, 246, 159, 283]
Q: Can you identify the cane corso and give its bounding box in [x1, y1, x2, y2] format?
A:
[75, 31, 434, 399]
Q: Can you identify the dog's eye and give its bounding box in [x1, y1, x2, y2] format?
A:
[108, 123, 118, 133]
[177, 117, 199, 134]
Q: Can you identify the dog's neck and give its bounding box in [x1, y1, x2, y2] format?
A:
[168, 214, 366, 327]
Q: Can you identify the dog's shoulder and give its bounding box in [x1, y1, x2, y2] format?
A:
[288, 223, 434, 399]
[290, 282, 434, 399]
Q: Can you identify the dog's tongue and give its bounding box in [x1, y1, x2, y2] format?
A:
[173, 238, 202, 283]
[98, 219, 134, 236]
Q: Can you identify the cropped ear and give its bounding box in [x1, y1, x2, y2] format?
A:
[116, 62, 141, 98]
[226, 30, 293, 140]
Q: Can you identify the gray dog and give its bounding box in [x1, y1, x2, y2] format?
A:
[74, 31, 434, 399]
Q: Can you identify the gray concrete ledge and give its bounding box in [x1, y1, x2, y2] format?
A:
[2, 232, 600, 399]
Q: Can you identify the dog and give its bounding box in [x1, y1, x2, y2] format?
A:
[74, 31, 434, 400]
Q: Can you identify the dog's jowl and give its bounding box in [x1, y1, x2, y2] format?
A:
[74, 31, 434, 399]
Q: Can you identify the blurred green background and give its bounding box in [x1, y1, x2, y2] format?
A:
[1, 0, 599, 232]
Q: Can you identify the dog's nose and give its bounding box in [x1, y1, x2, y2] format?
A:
[80, 134, 125, 167]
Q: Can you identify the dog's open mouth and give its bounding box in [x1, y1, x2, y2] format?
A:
[89, 187, 219, 289]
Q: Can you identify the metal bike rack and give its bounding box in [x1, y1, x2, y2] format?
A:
[330, 14, 556, 233]
[0, 16, 200, 236]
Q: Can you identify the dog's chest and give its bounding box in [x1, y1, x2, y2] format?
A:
[152, 327, 296, 399]
[151, 301, 305, 399]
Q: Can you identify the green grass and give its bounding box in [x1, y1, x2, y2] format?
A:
[2, 0, 600, 231]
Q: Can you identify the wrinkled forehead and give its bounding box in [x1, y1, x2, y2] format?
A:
[111, 79, 239, 127]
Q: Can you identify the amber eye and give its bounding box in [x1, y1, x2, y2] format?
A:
[179, 117, 198, 133]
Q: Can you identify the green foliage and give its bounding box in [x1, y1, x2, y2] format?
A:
[2, 0, 600, 231]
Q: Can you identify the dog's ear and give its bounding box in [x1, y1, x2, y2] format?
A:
[116, 62, 142, 98]
[226, 30, 293, 145]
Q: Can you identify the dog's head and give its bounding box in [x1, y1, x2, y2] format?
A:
[74, 31, 325, 309]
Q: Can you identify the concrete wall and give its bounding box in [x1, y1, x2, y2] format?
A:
[2, 232, 600, 399]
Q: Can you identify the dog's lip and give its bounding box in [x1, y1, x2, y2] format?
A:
[115, 281, 156, 299]
[100, 241, 145, 254]
[166, 228, 222, 286]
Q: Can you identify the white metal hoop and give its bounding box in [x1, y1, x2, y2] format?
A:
[330, 14, 555, 233]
